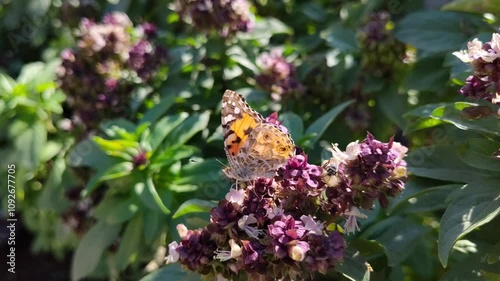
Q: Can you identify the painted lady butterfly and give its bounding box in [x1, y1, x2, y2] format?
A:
[221, 90, 295, 181]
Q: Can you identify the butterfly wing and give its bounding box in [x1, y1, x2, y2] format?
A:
[221, 90, 295, 181]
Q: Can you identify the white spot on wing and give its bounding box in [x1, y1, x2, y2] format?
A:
[223, 114, 234, 125]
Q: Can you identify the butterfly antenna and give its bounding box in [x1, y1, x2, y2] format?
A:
[213, 157, 229, 169]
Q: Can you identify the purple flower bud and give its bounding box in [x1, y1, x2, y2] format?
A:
[176, 0, 254, 38]
[304, 231, 345, 274]
[176, 228, 217, 274]
[57, 12, 166, 134]
[132, 151, 148, 167]
[255, 49, 304, 101]
[140, 22, 157, 38]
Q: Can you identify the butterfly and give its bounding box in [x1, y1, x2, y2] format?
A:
[221, 90, 295, 182]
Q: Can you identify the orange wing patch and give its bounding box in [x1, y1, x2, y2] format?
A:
[225, 112, 257, 156]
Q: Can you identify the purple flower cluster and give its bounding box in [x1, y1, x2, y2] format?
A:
[176, 0, 253, 38]
[166, 127, 407, 278]
[255, 49, 304, 101]
[453, 33, 500, 110]
[277, 154, 325, 215]
[167, 174, 345, 280]
[323, 133, 408, 217]
[357, 11, 408, 78]
[57, 12, 167, 133]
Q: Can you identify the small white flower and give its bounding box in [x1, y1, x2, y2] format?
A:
[327, 143, 348, 166]
[481, 34, 500, 62]
[225, 188, 245, 205]
[238, 214, 263, 239]
[214, 239, 242, 262]
[468, 38, 485, 60]
[344, 207, 367, 235]
[176, 224, 188, 238]
[453, 38, 485, 63]
[453, 50, 471, 63]
[165, 241, 179, 264]
[327, 141, 360, 166]
[492, 93, 500, 104]
[300, 215, 323, 235]
[491, 33, 500, 52]
[391, 142, 408, 164]
[345, 141, 361, 160]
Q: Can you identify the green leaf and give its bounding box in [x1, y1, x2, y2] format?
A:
[350, 238, 386, 260]
[93, 137, 138, 153]
[403, 55, 450, 91]
[323, 25, 359, 52]
[336, 245, 370, 281]
[94, 197, 139, 224]
[300, 2, 327, 22]
[143, 210, 165, 244]
[148, 113, 189, 151]
[71, 221, 121, 281]
[404, 103, 448, 118]
[83, 162, 133, 196]
[403, 117, 444, 135]
[280, 112, 304, 141]
[438, 178, 500, 267]
[376, 219, 428, 266]
[164, 111, 210, 147]
[227, 46, 259, 73]
[431, 102, 500, 136]
[17, 61, 51, 85]
[173, 159, 224, 185]
[139, 264, 202, 281]
[67, 138, 121, 169]
[100, 119, 137, 136]
[40, 140, 64, 162]
[443, 0, 500, 15]
[237, 17, 291, 43]
[376, 84, 407, 128]
[407, 145, 496, 183]
[115, 215, 143, 270]
[150, 145, 199, 170]
[458, 138, 500, 172]
[135, 177, 170, 214]
[389, 184, 463, 215]
[440, 243, 500, 280]
[140, 93, 176, 125]
[304, 100, 354, 147]
[395, 11, 481, 52]
[10, 119, 46, 169]
[0, 73, 16, 94]
[38, 157, 68, 211]
[173, 199, 217, 218]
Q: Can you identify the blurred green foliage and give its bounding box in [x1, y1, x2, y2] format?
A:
[0, 0, 499, 280]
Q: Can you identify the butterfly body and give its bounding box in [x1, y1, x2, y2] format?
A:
[221, 90, 295, 181]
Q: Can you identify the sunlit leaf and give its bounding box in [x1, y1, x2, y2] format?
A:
[439, 178, 500, 267]
[304, 100, 354, 147]
[115, 215, 143, 270]
[83, 162, 133, 196]
[135, 177, 170, 214]
[173, 199, 217, 218]
[71, 221, 121, 281]
[336, 245, 370, 281]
